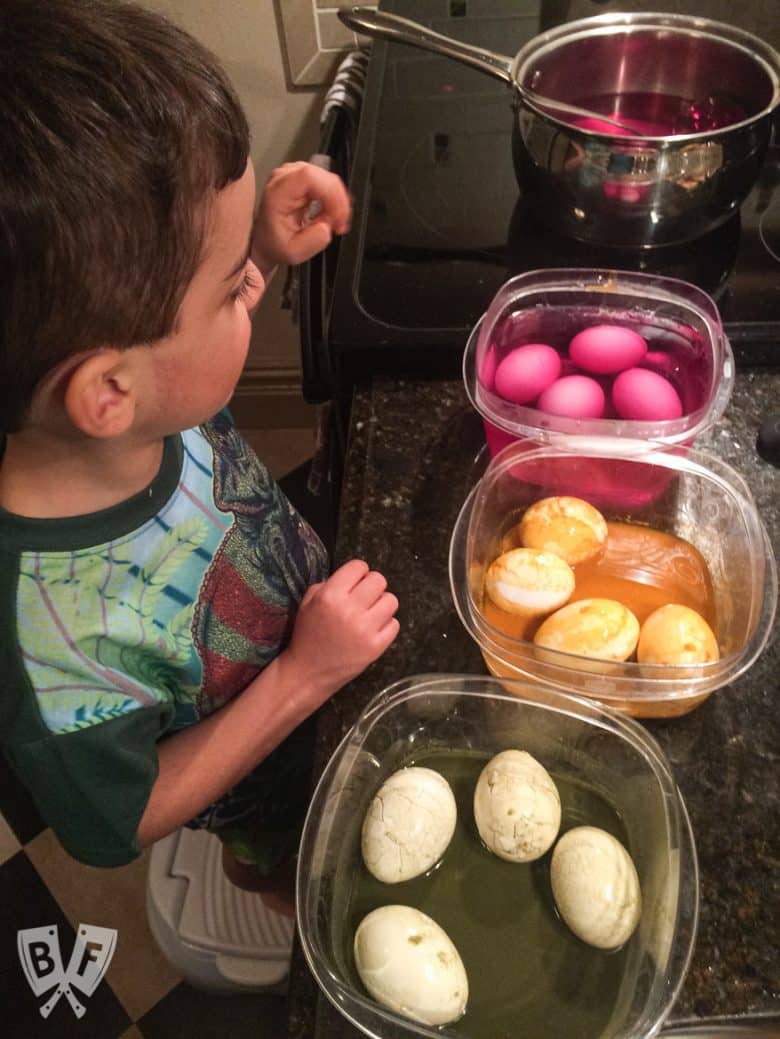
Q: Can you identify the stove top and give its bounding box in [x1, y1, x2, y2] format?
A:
[327, 0, 780, 375]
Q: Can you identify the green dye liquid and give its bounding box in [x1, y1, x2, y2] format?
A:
[346, 749, 630, 1039]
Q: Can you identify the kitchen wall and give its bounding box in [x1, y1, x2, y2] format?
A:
[142, 0, 373, 426]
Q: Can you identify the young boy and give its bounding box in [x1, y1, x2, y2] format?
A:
[0, 0, 399, 907]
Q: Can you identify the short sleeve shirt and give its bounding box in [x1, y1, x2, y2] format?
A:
[0, 411, 328, 865]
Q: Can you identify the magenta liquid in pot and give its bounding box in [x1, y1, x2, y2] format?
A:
[570, 91, 749, 137]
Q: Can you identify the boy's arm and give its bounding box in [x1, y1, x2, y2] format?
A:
[136, 560, 398, 847]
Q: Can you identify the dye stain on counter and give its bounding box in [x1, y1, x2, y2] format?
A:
[346, 749, 631, 1039]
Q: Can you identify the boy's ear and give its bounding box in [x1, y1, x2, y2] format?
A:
[63, 349, 137, 438]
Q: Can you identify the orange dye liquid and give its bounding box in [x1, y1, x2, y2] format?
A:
[481, 521, 717, 649]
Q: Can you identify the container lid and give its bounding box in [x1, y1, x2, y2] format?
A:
[463, 269, 734, 450]
[297, 675, 700, 1039]
[447, 438, 777, 707]
[660, 1015, 780, 1038]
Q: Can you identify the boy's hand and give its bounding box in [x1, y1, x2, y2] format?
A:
[251, 161, 352, 274]
[283, 560, 399, 701]
[139, 560, 396, 845]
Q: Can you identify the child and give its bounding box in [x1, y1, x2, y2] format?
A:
[0, 0, 399, 909]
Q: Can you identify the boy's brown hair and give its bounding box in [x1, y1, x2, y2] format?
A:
[0, 0, 250, 433]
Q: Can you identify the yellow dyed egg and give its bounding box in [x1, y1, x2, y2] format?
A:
[534, 598, 640, 661]
[637, 604, 719, 664]
[485, 548, 575, 617]
[519, 496, 608, 565]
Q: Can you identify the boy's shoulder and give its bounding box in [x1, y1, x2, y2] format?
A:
[194, 410, 283, 511]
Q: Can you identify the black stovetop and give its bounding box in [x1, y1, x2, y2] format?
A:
[327, 0, 780, 375]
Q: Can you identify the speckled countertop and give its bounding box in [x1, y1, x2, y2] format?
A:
[287, 370, 779, 1038]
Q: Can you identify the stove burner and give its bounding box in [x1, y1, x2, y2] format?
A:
[325, 0, 780, 369]
[506, 198, 741, 300]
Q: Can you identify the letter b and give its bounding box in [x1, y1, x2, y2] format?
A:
[29, 941, 56, 980]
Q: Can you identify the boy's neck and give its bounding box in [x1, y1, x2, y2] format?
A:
[0, 428, 166, 519]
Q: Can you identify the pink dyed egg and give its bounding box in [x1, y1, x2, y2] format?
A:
[537, 375, 606, 419]
[612, 368, 684, 421]
[494, 344, 562, 405]
[569, 325, 648, 375]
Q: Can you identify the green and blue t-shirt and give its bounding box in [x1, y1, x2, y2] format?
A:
[0, 411, 328, 866]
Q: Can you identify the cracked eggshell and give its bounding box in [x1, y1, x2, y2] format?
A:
[354, 905, 468, 1027]
[551, 826, 642, 950]
[485, 548, 575, 617]
[534, 598, 640, 662]
[519, 496, 608, 565]
[361, 767, 457, 883]
[473, 750, 561, 862]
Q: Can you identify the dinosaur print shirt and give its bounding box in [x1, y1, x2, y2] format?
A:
[0, 412, 328, 866]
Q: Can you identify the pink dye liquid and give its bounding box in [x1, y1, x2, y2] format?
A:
[478, 305, 715, 508]
[482, 307, 711, 418]
[572, 91, 748, 136]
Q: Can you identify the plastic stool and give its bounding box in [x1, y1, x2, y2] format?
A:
[146, 828, 293, 993]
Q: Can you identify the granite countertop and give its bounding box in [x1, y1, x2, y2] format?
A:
[288, 370, 779, 1038]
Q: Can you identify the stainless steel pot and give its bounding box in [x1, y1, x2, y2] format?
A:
[339, 7, 780, 248]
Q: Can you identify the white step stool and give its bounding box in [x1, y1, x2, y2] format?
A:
[146, 828, 294, 993]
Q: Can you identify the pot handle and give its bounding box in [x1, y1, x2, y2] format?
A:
[338, 6, 514, 85]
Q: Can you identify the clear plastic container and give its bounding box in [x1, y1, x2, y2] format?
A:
[297, 674, 699, 1039]
[449, 440, 777, 718]
[463, 269, 735, 474]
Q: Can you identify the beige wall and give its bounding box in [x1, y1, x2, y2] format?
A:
[142, 0, 327, 385]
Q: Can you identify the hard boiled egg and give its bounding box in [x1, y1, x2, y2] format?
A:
[361, 767, 457, 883]
[519, 496, 608, 565]
[473, 749, 561, 862]
[533, 598, 640, 661]
[611, 367, 683, 421]
[494, 343, 562, 404]
[537, 374, 606, 419]
[354, 905, 468, 1026]
[485, 548, 575, 617]
[637, 603, 720, 665]
[569, 325, 648, 375]
[550, 826, 642, 949]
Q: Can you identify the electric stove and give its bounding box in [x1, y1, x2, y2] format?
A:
[318, 0, 780, 390]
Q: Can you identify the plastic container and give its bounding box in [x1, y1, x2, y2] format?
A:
[463, 270, 734, 473]
[449, 440, 777, 718]
[297, 674, 698, 1039]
